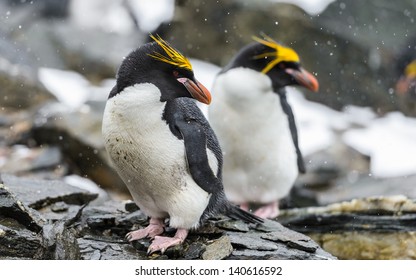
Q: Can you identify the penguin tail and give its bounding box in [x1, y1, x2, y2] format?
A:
[226, 203, 264, 224]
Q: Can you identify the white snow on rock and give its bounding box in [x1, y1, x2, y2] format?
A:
[343, 112, 416, 178]
[127, 0, 175, 32]
[38, 68, 90, 109]
[38, 68, 114, 109]
[269, 0, 336, 15]
[69, 0, 174, 33]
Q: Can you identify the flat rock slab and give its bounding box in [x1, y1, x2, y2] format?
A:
[0, 183, 45, 232]
[202, 235, 233, 260]
[78, 237, 143, 260]
[0, 175, 336, 260]
[278, 196, 416, 259]
[1, 174, 97, 209]
[0, 221, 44, 259]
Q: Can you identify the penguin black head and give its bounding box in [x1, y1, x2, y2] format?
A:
[111, 35, 211, 104]
[222, 35, 319, 93]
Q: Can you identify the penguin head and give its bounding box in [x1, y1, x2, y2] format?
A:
[396, 60, 416, 95]
[113, 35, 211, 104]
[223, 35, 319, 93]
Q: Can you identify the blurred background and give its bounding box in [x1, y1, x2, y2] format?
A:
[1, 0, 416, 208]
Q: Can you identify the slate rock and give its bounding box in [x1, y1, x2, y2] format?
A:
[116, 211, 148, 228]
[184, 242, 206, 259]
[31, 102, 128, 197]
[0, 220, 44, 259]
[202, 235, 233, 260]
[316, 174, 416, 206]
[217, 219, 250, 232]
[0, 145, 62, 174]
[262, 231, 318, 253]
[2, 173, 98, 209]
[42, 221, 80, 260]
[255, 219, 318, 253]
[0, 32, 55, 109]
[227, 231, 279, 251]
[0, 182, 45, 232]
[229, 247, 335, 260]
[78, 237, 142, 260]
[279, 196, 416, 259]
[43, 22, 144, 80]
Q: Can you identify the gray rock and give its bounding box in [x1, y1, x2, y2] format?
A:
[217, 219, 250, 232]
[0, 182, 45, 232]
[227, 231, 279, 251]
[43, 22, 144, 80]
[42, 220, 80, 260]
[229, 247, 334, 260]
[2, 173, 97, 209]
[257, 219, 318, 253]
[202, 235, 233, 260]
[31, 101, 128, 197]
[0, 220, 44, 259]
[278, 196, 416, 259]
[78, 237, 142, 260]
[0, 32, 55, 109]
[184, 242, 206, 259]
[0, 146, 62, 174]
[116, 211, 148, 228]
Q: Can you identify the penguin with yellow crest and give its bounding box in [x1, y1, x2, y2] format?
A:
[209, 35, 319, 219]
[102, 35, 262, 254]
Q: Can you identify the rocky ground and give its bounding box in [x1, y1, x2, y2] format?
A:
[1, 0, 416, 260]
[0, 174, 334, 260]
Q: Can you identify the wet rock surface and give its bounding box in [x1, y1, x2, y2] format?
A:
[1, 0, 415, 261]
[278, 196, 416, 259]
[0, 174, 335, 260]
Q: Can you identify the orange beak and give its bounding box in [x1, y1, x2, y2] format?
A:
[286, 67, 319, 92]
[395, 75, 415, 96]
[177, 78, 212, 105]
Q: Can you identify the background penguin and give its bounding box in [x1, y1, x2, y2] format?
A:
[209, 35, 319, 219]
[102, 35, 262, 254]
[395, 35, 416, 116]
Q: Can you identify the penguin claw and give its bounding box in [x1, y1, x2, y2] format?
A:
[147, 236, 182, 255]
[125, 220, 165, 242]
[146, 228, 189, 255]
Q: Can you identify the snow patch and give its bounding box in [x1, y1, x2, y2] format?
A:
[270, 0, 336, 15]
[343, 112, 416, 178]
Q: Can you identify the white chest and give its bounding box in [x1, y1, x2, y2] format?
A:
[209, 68, 299, 203]
[101, 83, 211, 228]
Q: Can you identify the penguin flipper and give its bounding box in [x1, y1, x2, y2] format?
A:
[278, 89, 306, 173]
[175, 118, 221, 194]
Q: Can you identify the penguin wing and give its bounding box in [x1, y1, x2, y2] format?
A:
[278, 88, 306, 173]
[175, 116, 222, 194]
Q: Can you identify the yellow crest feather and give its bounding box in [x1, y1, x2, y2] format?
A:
[252, 35, 300, 74]
[405, 60, 416, 78]
[148, 34, 193, 71]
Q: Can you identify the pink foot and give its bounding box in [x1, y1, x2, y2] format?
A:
[239, 202, 250, 211]
[147, 228, 188, 254]
[254, 201, 279, 219]
[126, 217, 165, 241]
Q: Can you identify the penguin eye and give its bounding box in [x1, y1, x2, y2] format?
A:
[173, 70, 179, 78]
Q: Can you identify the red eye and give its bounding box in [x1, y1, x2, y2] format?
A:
[173, 70, 179, 77]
